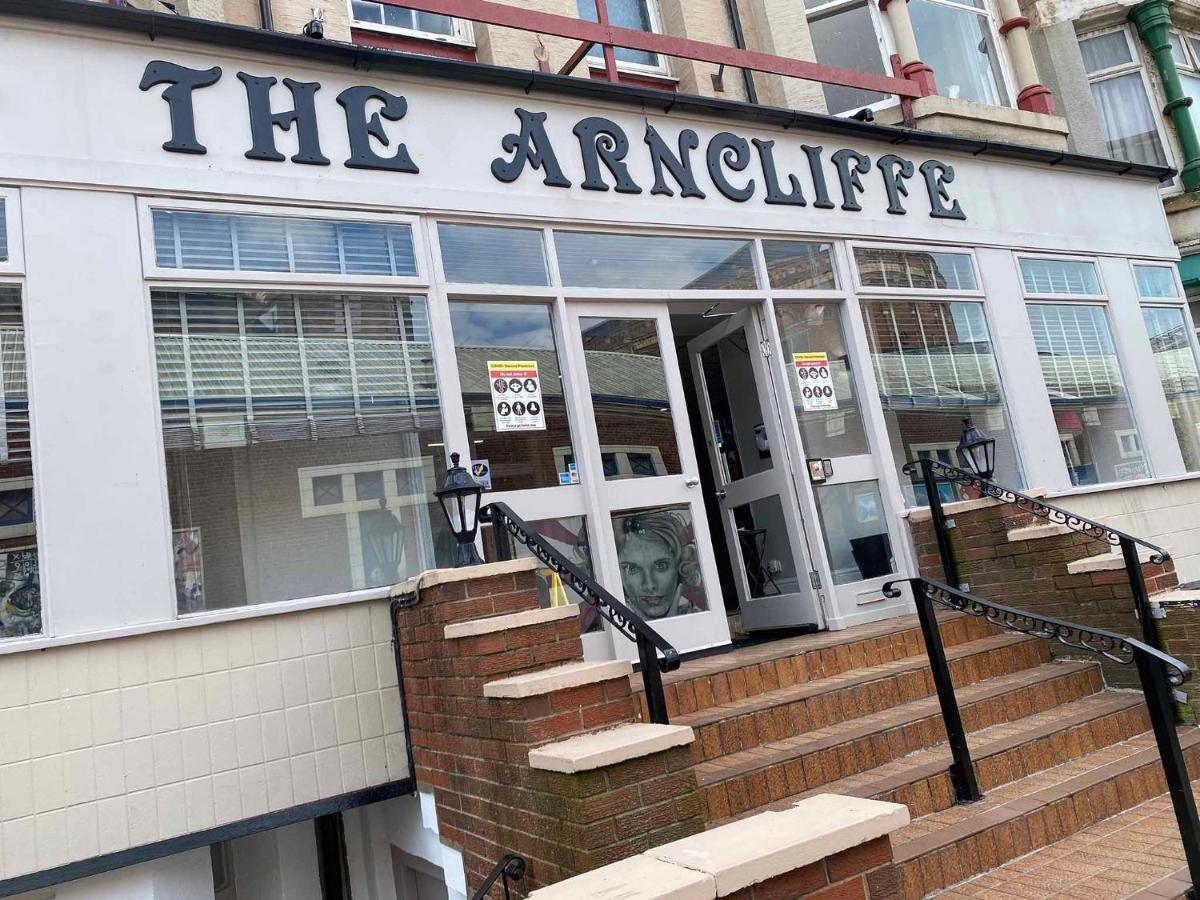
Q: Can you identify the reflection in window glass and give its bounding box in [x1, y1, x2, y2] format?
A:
[1027, 304, 1146, 485]
[813, 481, 895, 585]
[580, 318, 680, 480]
[862, 300, 1021, 504]
[1134, 265, 1180, 299]
[449, 302, 575, 491]
[612, 506, 708, 621]
[437, 223, 549, 286]
[732, 496, 802, 599]
[909, 0, 1006, 106]
[0, 289, 37, 638]
[699, 328, 773, 484]
[775, 302, 870, 458]
[556, 232, 758, 290]
[576, 0, 660, 66]
[855, 248, 976, 290]
[1019, 258, 1101, 295]
[807, 4, 889, 114]
[763, 241, 837, 289]
[153, 291, 450, 611]
[1143, 306, 1200, 471]
[1079, 31, 1134, 73]
[0, 199, 7, 263]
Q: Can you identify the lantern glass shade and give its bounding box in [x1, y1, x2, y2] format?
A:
[957, 418, 996, 479]
[434, 453, 484, 566]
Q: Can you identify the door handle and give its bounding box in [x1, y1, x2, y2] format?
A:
[685, 476, 700, 488]
[715, 489, 727, 499]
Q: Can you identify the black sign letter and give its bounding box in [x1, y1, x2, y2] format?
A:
[801, 145, 835, 210]
[644, 125, 705, 198]
[139, 61, 222, 155]
[492, 109, 571, 187]
[574, 118, 641, 194]
[707, 132, 756, 202]
[238, 73, 330, 166]
[920, 160, 967, 220]
[877, 154, 914, 215]
[831, 149, 871, 212]
[753, 139, 806, 207]
[337, 86, 419, 173]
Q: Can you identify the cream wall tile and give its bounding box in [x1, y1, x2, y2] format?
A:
[334, 696, 361, 745]
[230, 668, 259, 718]
[31, 755, 64, 815]
[276, 617, 303, 660]
[208, 721, 238, 774]
[299, 613, 327, 656]
[146, 635, 177, 683]
[323, 609, 351, 652]
[235, 717, 264, 768]
[56, 647, 90, 698]
[261, 710, 288, 763]
[201, 628, 231, 674]
[381, 694, 404, 737]
[91, 690, 123, 746]
[238, 765, 268, 819]
[156, 783, 187, 839]
[385, 733, 409, 780]
[227, 626, 256, 670]
[290, 754, 318, 805]
[123, 737, 156, 794]
[120, 686, 152, 739]
[347, 605, 372, 647]
[61, 695, 93, 751]
[362, 737, 386, 786]
[87, 643, 120, 693]
[314, 748, 342, 797]
[34, 809, 66, 870]
[339, 744, 366, 793]
[329, 650, 355, 699]
[256, 664, 284, 712]
[310, 700, 337, 751]
[0, 762, 32, 820]
[285, 707, 314, 756]
[0, 656, 29, 710]
[180, 727, 212, 781]
[2, 816, 35, 877]
[117, 642, 148, 688]
[26, 653, 59, 704]
[126, 790, 158, 847]
[375, 645, 397, 689]
[368, 601, 391, 640]
[357, 693, 384, 741]
[265, 759, 294, 812]
[65, 803, 99, 863]
[176, 676, 207, 729]
[351, 647, 377, 694]
[29, 702, 63, 759]
[0, 707, 30, 765]
[95, 797, 129, 855]
[280, 659, 308, 708]
[149, 681, 181, 734]
[93, 744, 125, 800]
[153, 732, 184, 786]
[251, 619, 279, 665]
[204, 671, 234, 723]
[305, 656, 332, 703]
[63, 748, 96, 806]
[174, 634, 204, 678]
[211, 771, 242, 825]
[184, 777, 215, 833]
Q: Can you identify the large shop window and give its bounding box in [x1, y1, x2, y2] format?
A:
[861, 299, 1021, 504]
[449, 301, 576, 492]
[1142, 306, 1200, 471]
[575, 0, 664, 69]
[152, 290, 450, 612]
[555, 232, 758, 290]
[1026, 303, 1145, 485]
[0, 288, 37, 639]
[1078, 30, 1170, 167]
[152, 210, 418, 277]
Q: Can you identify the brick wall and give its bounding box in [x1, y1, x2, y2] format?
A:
[1152, 602, 1200, 723]
[724, 835, 900, 900]
[393, 565, 705, 893]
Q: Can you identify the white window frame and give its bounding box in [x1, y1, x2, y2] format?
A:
[136, 197, 430, 289]
[1077, 25, 1176, 176]
[0, 188, 24, 276]
[848, 241, 985, 297]
[1130, 259, 1185, 300]
[1015, 252, 1107, 300]
[346, 0, 476, 47]
[582, 0, 673, 79]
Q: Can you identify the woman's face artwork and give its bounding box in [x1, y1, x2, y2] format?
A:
[618, 531, 680, 620]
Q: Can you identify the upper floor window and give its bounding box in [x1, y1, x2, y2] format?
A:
[1078, 28, 1170, 167]
[576, 0, 665, 72]
[349, 0, 472, 43]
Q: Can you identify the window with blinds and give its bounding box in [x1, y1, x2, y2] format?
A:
[855, 248, 976, 291]
[151, 210, 418, 277]
[1019, 258, 1102, 295]
[1142, 305, 1200, 471]
[1134, 264, 1181, 299]
[0, 199, 7, 263]
[153, 290, 450, 612]
[0, 287, 39, 639]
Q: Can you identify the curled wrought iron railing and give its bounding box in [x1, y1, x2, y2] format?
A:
[886, 576, 1191, 686]
[483, 502, 679, 724]
[470, 853, 526, 900]
[904, 458, 1170, 564]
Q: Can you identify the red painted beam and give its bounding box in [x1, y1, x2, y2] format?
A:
[371, 0, 922, 98]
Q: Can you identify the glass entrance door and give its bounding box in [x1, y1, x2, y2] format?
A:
[771, 301, 903, 622]
[687, 308, 824, 631]
[564, 302, 731, 660]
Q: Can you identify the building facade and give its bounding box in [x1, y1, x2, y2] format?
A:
[1, 0, 1199, 897]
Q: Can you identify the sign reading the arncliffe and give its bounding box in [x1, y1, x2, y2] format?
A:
[140, 60, 967, 221]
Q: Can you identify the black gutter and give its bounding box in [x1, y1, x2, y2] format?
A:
[724, 0, 758, 106]
[0, 0, 1175, 183]
[260, 0, 273, 31]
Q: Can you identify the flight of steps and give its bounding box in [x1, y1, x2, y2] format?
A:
[633, 611, 1200, 899]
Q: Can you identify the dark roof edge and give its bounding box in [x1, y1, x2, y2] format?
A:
[2, 0, 1176, 184]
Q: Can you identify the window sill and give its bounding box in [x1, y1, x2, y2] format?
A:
[585, 61, 679, 86]
[350, 20, 476, 49]
[874, 95, 1069, 152]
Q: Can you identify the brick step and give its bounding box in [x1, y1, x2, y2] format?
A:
[720, 690, 1149, 828]
[695, 659, 1102, 821]
[938, 777, 1200, 898]
[677, 631, 1050, 762]
[634, 612, 999, 720]
[893, 727, 1200, 898]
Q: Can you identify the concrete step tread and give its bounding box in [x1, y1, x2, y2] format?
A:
[675, 631, 1040, 729]
[443, 603, 577, 639]
[693, 659, 1099, 787]
[483, 659, 632, 698]
[527, 722, 694, 773]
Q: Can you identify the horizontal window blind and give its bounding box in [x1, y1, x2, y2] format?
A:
[1027, 303, 1124, 399]
[855, 248, 976, 291]
[0, 288, 28, 464]
[0, 199, 7, 262]
[152, 210, 418, 277]
[1134, 265, 1180, 298]
[152, 291, 441, 450]
[1020, 258, 1101, 295]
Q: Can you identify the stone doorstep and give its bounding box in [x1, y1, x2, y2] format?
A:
[1067, 547, 1157, 575]
[527, 723, 695, 774]
[443, 603, 578, 640]
[1006, 523, 1077, 542]
[527, 794, 909, 899]
[482, 659, 633, 699]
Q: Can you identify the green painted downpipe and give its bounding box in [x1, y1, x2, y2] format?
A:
[1131, 0, 1200, 190]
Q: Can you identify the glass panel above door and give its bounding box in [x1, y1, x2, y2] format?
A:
[698, 330, 773, 482]
[813, 480, 895, 585]
[449, 301, 576, 491]
[437, 223, 550, 286]
[763, 241, 837, 290]
[611, 505, 709, 621]
[774, 302, 870, 458]
[579, 317, 681, 480]
[555, 232, 758, 290]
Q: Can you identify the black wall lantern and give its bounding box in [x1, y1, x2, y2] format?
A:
[957, 418, 996, 480]
[435, 452, 484, 567]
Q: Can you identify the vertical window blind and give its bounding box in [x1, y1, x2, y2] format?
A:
[152, 291, 441, 449]
[152, 210, 418, 277]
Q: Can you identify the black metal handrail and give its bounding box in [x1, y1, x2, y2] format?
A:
[906, 457, 1171, 652]
[887, 575, 1200, 897]
[470, 853, 526, 900]
[483, 501, 680, 725]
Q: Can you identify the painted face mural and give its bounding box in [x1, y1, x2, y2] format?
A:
[613, 510, 704, 620]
